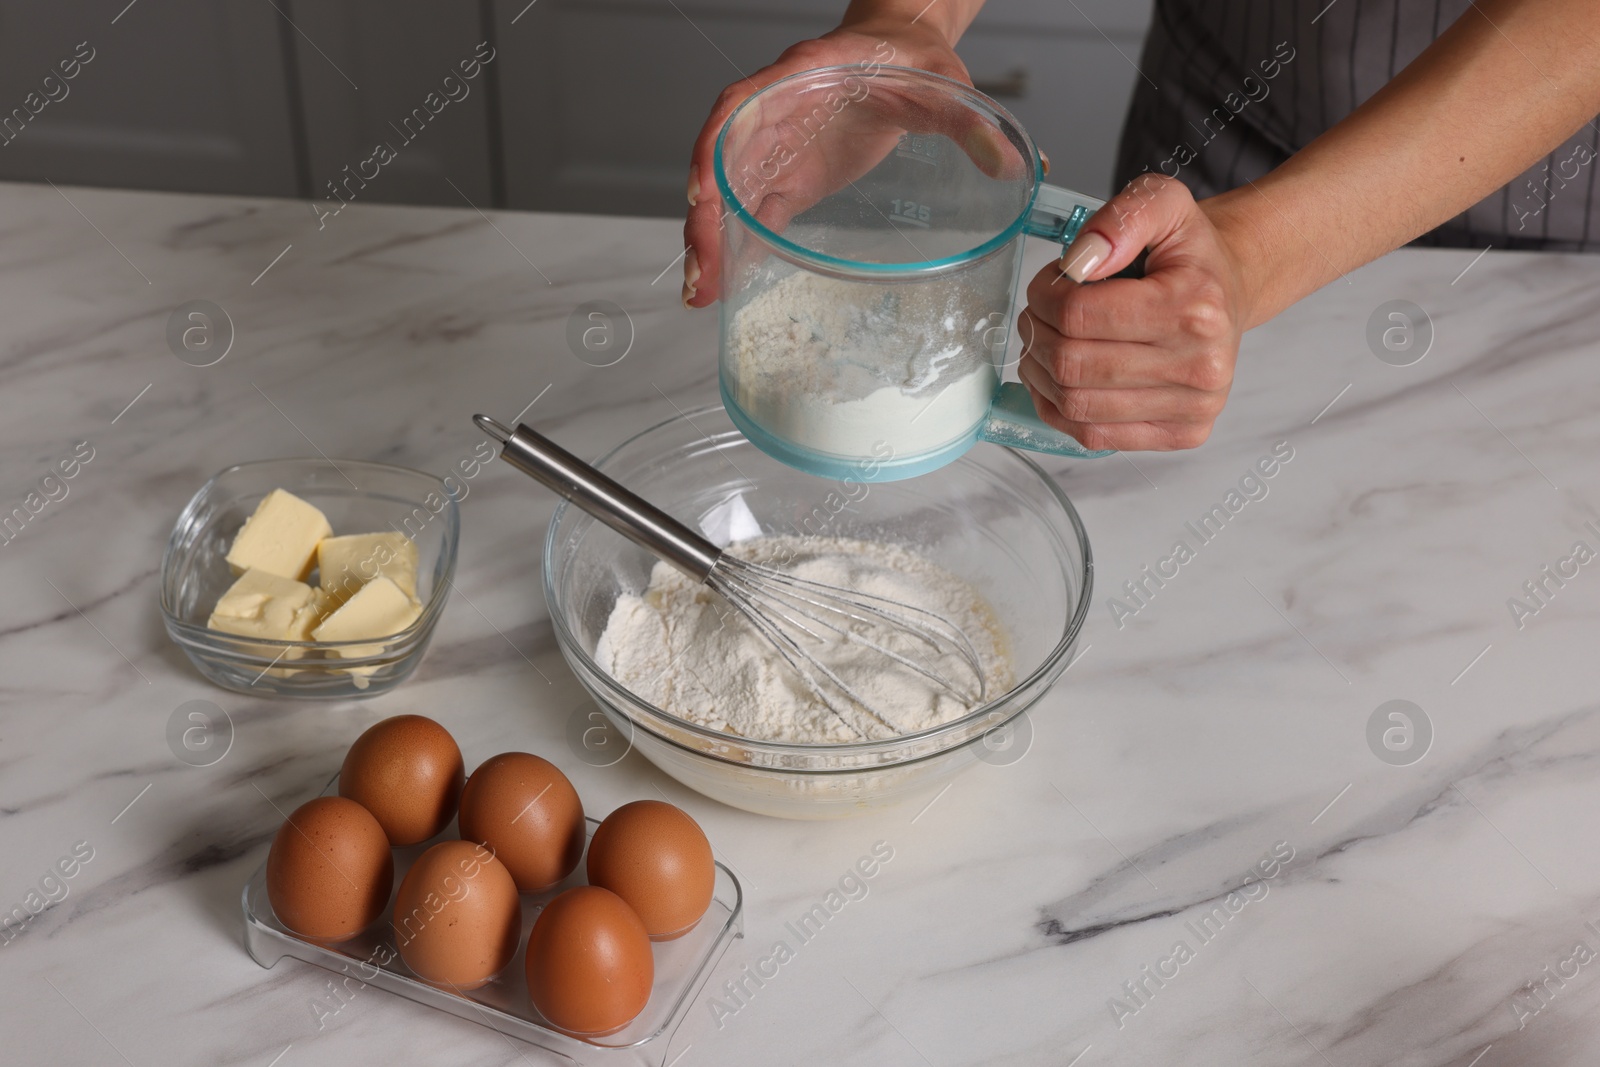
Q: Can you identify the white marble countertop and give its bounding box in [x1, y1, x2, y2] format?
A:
[3, 179, 1600, 1067]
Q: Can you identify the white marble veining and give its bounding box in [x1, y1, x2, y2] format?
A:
[2, 179, 1600, 1066]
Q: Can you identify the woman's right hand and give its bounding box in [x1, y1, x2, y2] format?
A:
[681, 16, 971, 308]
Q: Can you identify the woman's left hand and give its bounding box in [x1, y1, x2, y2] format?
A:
[1017, 174, 1254, 452]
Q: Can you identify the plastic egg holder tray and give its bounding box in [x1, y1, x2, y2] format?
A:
[242, 777, 744, 1064]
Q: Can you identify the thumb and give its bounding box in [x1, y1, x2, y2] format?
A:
[1057, 174, 1195, 283]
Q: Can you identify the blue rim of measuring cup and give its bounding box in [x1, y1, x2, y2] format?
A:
[712, 65, 1045, 278]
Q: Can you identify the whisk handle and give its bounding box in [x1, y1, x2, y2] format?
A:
[476, 415, 721, 582]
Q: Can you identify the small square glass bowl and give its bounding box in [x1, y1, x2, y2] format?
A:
[160, 458, 458, 698]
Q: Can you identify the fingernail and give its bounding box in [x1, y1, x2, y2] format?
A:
[681, 247, 700, 308]
[1039, 150, 1051, 176]
[1061, 232, 1112, 283]
[687, 164, 700, 208]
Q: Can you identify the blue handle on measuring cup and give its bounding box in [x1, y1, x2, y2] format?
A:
[980, 383, 1114, 458]
[1024, 182, 1105, 247]
[984, 182, 1114, 460]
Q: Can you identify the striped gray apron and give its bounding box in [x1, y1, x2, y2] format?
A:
[1115, 0, 1599, 250]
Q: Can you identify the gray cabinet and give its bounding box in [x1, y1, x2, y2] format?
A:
[289, 0, 497, 208]
[0, 0, 300, 196]
[492, 0, 837, 217]
[492, 0, 1152, 215]
[0, 0, 1152, 213]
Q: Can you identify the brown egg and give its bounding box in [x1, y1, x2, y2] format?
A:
[339, 715, 464, 846]
[525, 886, 653, 1037]
[586, 800, 714, 941]
[457, 753, 584, 892]
[393, 840, 521, 989]
[266, 796, 393, 942]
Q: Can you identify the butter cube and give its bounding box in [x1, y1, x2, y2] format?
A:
[225, 488, 332, 581]
[311, 575, 422, 659]
[207, 568, 327, 663]
[317, 532, 419, 604]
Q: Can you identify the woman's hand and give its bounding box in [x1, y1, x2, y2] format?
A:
[682, 17, 970, 308]
[1017, 174, 1256, 451]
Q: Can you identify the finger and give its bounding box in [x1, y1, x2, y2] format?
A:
[1055, 173, 1204, 283]
[859, 79, 1032, 182]
[1017, 330, 1189, 390]
[739, 121, 904, 235]
[684, 97, 746, 305]
[686, 66, 815, 307]
[1024, 268, 1181, 344]
[1021, 378, 1108, 451]
[1022, 376, 1215, 451]
[961, 122, 1032, 181]
[683, 199, 726, 308]
[1042, 414, 1214, 452]
[1045, 384, 1220, 425]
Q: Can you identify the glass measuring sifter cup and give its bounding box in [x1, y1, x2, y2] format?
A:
[714, 63, 1115, 482]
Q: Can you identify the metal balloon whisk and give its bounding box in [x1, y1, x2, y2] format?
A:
[474, 415, 987, 738]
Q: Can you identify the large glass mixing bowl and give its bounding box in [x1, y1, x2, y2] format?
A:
[543, 405, 1091, 819]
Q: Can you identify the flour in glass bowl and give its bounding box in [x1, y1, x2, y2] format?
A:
[727, 271, 1001, 462]
[592, 535, 1014, 743]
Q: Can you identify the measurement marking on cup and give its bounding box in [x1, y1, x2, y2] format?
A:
[888, 200, 932, 228]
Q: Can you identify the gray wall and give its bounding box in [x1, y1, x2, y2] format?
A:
[0, 0, 1151, 214]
